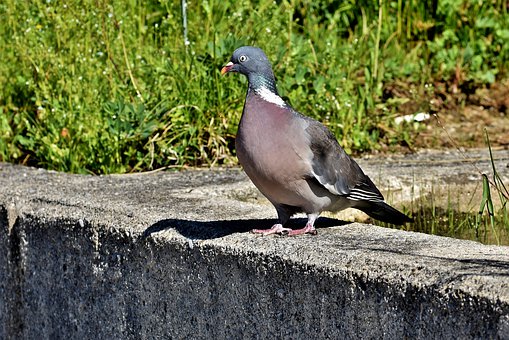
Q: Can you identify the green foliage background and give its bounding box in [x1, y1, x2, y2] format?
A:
[1, 0, 508, 173]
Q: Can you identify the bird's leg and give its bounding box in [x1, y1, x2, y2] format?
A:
[251, 207, 320, 236]
[251, 206, 293, 235]
[287, 213, 318, 236]
[251, 223, 292, 236]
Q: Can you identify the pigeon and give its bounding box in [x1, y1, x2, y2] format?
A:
[221, 46, 412, 236]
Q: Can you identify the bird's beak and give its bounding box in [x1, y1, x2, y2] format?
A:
[221, 61, 234, 75]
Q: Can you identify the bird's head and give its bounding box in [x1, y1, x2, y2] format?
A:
[221, 46, 272, 76]
[221, 46, 277, 92]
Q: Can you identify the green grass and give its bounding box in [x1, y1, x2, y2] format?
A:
[375, 132, 509, 246]
[375, 182, 509, 246]
[1, 0, 508, 173]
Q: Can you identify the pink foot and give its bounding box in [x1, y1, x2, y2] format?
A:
[251, 224, 292, 236]
[287, 223, 317, 236]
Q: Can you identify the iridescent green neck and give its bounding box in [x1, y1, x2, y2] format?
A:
[248, 73, 278, 95]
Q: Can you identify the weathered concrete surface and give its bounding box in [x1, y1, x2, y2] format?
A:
[0, 149, 508, 339]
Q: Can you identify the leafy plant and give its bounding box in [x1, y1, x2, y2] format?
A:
[0, 0, 508, 173]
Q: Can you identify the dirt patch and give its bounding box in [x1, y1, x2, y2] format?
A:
[382, 79, 509, 151]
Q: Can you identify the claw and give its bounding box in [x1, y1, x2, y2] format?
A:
[287, 223, 316, 236]
[251, 222, 317, 236]
[251, 223, 291, 236]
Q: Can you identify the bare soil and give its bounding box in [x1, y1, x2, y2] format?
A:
[381, 79, 509, 152]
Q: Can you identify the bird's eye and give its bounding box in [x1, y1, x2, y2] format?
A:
[239, 55, 248, 63]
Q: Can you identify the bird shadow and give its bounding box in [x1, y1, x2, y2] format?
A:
[142, 217, 350, 240]
[141, 217, 509, 279]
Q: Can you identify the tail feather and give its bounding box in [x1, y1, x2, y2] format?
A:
[355, 200, 413, 225]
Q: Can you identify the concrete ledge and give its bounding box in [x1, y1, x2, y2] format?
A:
[0, 152, 508, 339]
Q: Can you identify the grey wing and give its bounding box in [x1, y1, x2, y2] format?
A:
[305, 118, 385, 202]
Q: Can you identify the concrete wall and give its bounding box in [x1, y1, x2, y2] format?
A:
[0, 154, 508, 339]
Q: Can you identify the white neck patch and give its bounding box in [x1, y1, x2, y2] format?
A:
[255, 86, 286, 107]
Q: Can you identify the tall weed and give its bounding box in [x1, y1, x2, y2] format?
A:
[0, 0, 507, 173]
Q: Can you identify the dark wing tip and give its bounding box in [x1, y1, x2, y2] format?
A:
[354, 200, 413, 225]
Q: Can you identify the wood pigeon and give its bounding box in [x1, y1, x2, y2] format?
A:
[221, 46, 412, 236]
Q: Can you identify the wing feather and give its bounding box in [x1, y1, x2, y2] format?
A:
[304, 117, 384, 202]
